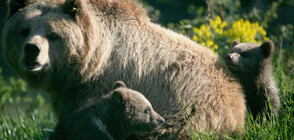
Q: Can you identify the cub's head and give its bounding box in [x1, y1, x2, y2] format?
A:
[2, 0, 102, 89]
[226, 40, 275, 74]
[111, 81, 165, 134]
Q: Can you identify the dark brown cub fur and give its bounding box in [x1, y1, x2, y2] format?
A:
[226, 40, 280, 119]
[50, 81, 164, 140]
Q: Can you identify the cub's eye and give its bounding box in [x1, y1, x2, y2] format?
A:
[144, 108, 151, 114]
[47, 33, 60, 41]
[21, 28, 30, 37]
[241, 52, 248, 57]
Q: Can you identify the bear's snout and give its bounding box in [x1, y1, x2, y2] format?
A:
[24, 43, 40, 59]
[226, 54, 233, 63]
[157, 116, 165, 124]
[23, 43, 42, 70]
[153, 111, 165, 125]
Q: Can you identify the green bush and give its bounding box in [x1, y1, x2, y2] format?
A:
[0, 68, 47, 113]
[0, 68, 27, 110]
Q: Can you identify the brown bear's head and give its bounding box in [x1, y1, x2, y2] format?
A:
[111, 81, 165, 134]
[226, 40, 275, 75]
[2, 0, 102, 89]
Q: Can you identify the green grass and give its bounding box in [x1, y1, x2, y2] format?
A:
[0, 108, 56, 140]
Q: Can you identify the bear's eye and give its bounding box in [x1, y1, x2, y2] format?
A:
[241, 52, 248, 57]
[47, 33, 60, 41]
[144, 108, 151, 114]
[21, 28, 30, 37]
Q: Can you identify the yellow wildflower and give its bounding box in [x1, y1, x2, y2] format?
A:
[192, 35, 198, 41]
[207, 40, 214, 47]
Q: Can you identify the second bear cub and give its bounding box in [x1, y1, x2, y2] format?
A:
[50, 81, 164, 140]
[226, 40, 280, 119]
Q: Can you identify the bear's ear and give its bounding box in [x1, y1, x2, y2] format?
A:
[61, 0, 87, 19]
[232, 39, 240, 48]
[7, 0, 33, 18]
[260, 40, 275, 58]
[113, 81, 127, 89]
[112, 90, 127, 105]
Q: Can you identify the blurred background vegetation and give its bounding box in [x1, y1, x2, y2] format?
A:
[0, 0, 293, 139]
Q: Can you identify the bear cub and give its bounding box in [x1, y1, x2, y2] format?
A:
[226, 40, 280, 119]
[50, 81, 164, 140]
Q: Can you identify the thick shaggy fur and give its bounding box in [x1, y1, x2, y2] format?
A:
[50, 81, 164, 140]
[2, 0, 246, 138]
[226, 40, 280, 119]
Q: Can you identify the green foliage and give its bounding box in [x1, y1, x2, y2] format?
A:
[0, 68, 48, 113]
[0, 68, 27, 110]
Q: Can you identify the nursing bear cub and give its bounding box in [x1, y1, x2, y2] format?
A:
[226, 40, 280, 119]
[50, 81, 164, 140]
[2, 0, 246, 138]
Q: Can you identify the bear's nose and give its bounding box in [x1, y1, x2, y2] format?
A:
[24, 43, 40, 58]
[158, 117, 165, 124]
[226, 54, 232, 61]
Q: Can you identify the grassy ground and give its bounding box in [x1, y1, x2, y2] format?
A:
[0, 109, 55, 140]
[0, 54, 293, 140]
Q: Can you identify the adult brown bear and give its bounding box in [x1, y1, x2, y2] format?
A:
[2, 0, 245, 138]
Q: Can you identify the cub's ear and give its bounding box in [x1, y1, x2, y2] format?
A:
[232, 39, 240, 47]
[7, 0, 33, 18]
[61, 0, 87, 19]
[260, 40, 275, 58]
[112, 90, 127, 105]
[113, 81, 127, 89]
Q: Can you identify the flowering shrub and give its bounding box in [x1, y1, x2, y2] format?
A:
[192, 16, 269, 54]
[192, 16, 226, 53]
[224, 19, 269, 43]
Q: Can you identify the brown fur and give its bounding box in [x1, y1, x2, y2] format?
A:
[226, 40, 280, 119]
[2, 0, 246, 138]
[50, 81, 164, 140]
